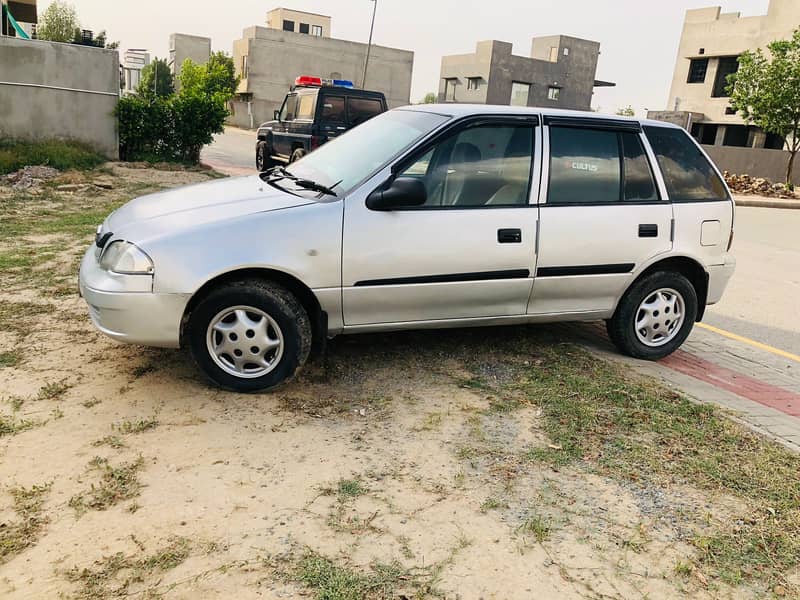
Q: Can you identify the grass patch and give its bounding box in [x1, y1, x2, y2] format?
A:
[0, 483, 52, 564]
[37, 379, 72, 401]
[69, 456, 145, 515]
[65, 536, 190, 599]
[491, 343, 800, 589]
[0, 413, 38, 437]
[516, 513, 551, 544]
[115, 418, 159, 435]
[92, 435, 126, 449]
[0, 139, 104, 175]
[294, 551, 441, 600]
[336, 478, 366, 501]
[0, 350, 22, 368]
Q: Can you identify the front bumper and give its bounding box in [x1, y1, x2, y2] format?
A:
[706, 254, 736, 305]
[79, 247, 189, 348]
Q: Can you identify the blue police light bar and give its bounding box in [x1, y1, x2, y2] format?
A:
[333, 79, 355, 88]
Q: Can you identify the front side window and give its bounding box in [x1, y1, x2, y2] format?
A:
[285, 110, 449, 195]
[280, 94, 298, 121]
[321, 95, 346, 122]
[444, 78, 457, 102]
[644, 125, 728, 202]
[510, 82, 530, 106]
[297, 94, 316, 120]
[687, 58, 708, 83]
[348, 97, 383, 125]
[399, 124, 534, 208]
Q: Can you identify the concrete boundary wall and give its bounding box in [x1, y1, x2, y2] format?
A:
[0, 37, 120, 158]
[703, 145, 799, 186]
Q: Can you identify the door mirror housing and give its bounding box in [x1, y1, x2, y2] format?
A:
[366, 177, 427, 211]
[274, 109, 281, 121]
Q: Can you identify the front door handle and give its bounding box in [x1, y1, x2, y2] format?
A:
[498, 228, 522, 244]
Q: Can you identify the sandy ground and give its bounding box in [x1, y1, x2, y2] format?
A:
[0, 165, 775, 599]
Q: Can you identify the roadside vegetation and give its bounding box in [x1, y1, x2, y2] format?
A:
[0, 139, 104, 175]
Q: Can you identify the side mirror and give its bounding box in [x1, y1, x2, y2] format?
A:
[366, 177, 427, 211]
[274, 109, 281, 121]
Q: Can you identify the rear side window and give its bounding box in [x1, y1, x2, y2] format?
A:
[548, 128, 621, 204]
[548, 127, 659, 204]
[297, 94, 316, 120]
[348, 97, 383, 126]
[321, 95, 346, 122]
[644, 125, 728, 201]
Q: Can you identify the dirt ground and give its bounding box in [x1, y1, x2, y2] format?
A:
[0, 165, 796, 599]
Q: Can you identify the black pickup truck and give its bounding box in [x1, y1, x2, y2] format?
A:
[255, 76, 388, 171]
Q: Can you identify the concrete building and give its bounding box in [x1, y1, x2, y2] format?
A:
[0, 36, 119, 157]
[438, 35, 614, 111]
[169, 32, 211, 83]
[121, 49, 151, 95]
[230, 8, 413, 129]
[266, 7, 330, 37]
[1, 0, 37, 38]
[650, 0, 800, 149]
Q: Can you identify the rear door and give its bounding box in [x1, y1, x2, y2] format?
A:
[317, 93, 347, 142]
[529, 117, 672, 315]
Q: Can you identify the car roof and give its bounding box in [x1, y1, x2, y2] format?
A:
[397, 103, 680, 129]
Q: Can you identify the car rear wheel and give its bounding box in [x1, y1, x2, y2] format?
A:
[187, 280, 311, 392]
[607, 271, 697, 360]
[289, 148, 306, 163]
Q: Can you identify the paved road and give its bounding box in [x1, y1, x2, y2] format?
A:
[201, 127, 258, 176]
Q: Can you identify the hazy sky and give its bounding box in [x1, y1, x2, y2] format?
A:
[38, 0, 771, 115]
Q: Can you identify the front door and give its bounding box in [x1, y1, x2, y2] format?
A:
[342, 119, 540, 326]
[529, 120, 673, 315]
[273, 93, 297, 158]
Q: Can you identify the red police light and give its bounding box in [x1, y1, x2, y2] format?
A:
[295, 75, 322, 87]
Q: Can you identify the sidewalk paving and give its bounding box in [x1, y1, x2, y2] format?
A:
[735, 194, 800, 209]
[565, 321, 800, 453]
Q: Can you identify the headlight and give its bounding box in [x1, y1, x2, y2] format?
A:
[99, 241, 154, 274]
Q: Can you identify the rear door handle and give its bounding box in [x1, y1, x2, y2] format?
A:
[639, 224, 658, 238]
[498, 228, 522, 244]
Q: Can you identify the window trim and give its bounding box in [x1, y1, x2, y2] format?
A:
[282, 19, 295, 32]
[540, 124, 666, 207]
[467, 77, 481, 91]
[377, 114, 542, 211]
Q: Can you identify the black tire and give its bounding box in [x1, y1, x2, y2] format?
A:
[289, 148, 306, 163]
[256, 142, 274, 172]
[187, 280, 312, 392]
[606, 271, 698, 360]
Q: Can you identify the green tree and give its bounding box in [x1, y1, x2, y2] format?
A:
[137, 58, 175, 100]
[421, 92, 436, 104]
[37, 0, 79, 42]
[615, 105, 635, 117]
[729, 29, 800, 186]
[178, 54, 239, 103]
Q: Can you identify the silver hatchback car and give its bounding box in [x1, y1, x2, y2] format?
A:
[80, 105, 736, 391]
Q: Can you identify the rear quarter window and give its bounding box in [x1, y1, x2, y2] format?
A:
[321, 95, 346, 122]
[348, 97, 383, 126]
[643, 125, 728, 202]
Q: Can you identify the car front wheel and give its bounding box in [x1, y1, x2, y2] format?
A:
[187, 280, 311, 392]
[256, 142, 274, 172]
[607, 271, 698, 360]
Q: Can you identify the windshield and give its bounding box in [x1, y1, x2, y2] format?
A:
[284, 110, 449, 195]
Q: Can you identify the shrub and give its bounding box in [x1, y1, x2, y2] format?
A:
[0, 139, 104, 175]
[116, 57, 233, 164]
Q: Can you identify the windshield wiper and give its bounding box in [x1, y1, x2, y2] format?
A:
[294, 178, 339, 197]
[260, 165, 296, 182]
